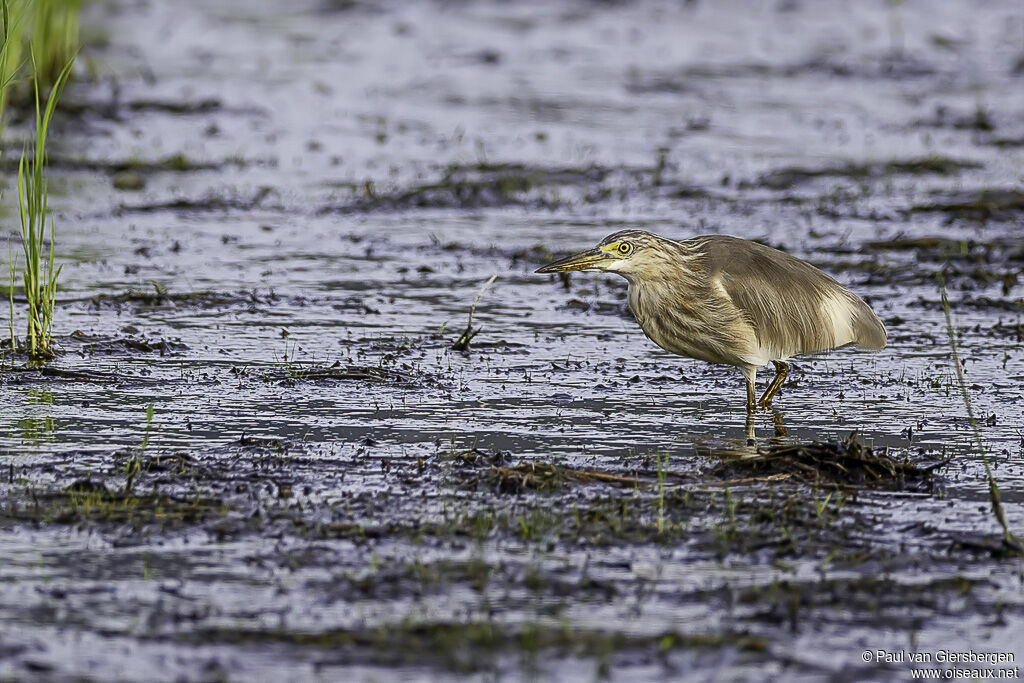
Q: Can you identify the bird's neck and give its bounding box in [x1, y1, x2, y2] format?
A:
[624, 244, 706, 288]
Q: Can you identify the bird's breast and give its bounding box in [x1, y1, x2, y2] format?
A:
[627, 279, 757, 367]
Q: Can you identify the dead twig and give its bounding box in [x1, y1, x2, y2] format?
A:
[668, 473, 793, 489]
[452, 274, 497, 351]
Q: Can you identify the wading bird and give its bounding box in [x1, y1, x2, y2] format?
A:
[537, 230, 886, 412]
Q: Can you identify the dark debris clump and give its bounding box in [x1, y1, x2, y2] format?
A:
[708, 432, 945, 491]
[260, 362, 444, 389]
[482, 462, 642, 494]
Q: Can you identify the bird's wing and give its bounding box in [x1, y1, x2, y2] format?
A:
[695, 236, 885, 358]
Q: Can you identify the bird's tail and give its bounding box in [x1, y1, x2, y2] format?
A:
[852, 299, 887, 350]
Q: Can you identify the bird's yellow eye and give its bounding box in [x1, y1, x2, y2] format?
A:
[617, 242, 632, 255]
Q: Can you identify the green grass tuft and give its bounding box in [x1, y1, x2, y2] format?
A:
[16, 53, 72, 358]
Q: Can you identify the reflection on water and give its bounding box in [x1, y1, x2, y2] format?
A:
[772, 410, 788, 438]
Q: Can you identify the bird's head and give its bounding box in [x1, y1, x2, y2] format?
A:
[535, 230, 670, 277]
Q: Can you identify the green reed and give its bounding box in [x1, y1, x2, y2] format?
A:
[1, 0, 81, 110]
[7, 244, 15, 353]
[0, 0, 23, 114]
[29, 0, 79, 90]
[17, 54, 72, 358]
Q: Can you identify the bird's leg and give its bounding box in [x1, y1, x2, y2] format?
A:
[758, 361, 790, 409]
[744, 413, 756, 443]
[744, 370, 757, 414]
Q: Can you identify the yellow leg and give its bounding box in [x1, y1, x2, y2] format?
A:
[758, 361, 790, 409]
[745, 375, 756, 414]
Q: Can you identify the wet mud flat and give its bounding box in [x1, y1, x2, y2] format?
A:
[3, 0, 1024, 680]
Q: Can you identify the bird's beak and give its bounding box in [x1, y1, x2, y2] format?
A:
[535, 247, 613, 274]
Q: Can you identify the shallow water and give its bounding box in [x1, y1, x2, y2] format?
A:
[2, 0, 1024, 680]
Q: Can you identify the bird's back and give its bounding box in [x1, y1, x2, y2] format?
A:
[693, 236, 886, 363]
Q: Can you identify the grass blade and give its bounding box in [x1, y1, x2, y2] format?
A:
[940, 284, 1020, 550]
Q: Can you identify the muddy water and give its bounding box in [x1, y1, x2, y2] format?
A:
[2, 0, 1024, 680]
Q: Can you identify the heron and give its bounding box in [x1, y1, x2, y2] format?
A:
[536, 230, 886, 413]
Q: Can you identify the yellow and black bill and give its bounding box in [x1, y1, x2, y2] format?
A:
[535, 248, 613, 274]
